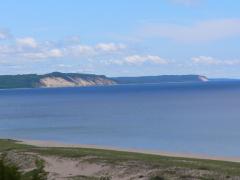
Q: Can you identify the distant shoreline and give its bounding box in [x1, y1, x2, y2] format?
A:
[18, 139, 240, 163]
[1, 80, 240, 91]
[0, 72, 209, 89]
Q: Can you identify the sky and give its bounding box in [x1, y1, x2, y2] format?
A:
[0, 0, 240, 78]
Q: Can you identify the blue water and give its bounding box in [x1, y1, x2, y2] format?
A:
[1, 82, 240, 157]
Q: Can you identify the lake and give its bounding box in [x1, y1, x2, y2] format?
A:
[1, 82, 240, 157]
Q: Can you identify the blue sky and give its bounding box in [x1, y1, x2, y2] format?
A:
[0, 0, 240, 77]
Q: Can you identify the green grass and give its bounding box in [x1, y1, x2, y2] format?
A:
[0, 139, 47, 180]
[1, 139, 240, 178]
[0, 157, 21, 180]
[0, 139, 33, 152]
[32, 147, 240, 175]
[0, 154, 47, 180]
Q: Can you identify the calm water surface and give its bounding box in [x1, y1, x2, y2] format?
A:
[1, 82, 240, 156]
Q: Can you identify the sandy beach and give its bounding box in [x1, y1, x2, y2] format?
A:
[1, 138, 240, 180]
[18, 139, 240, 163]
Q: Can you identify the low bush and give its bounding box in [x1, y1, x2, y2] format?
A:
[0, 158, 21, 180]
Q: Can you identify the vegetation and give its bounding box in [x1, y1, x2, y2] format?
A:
[112, 75, 208, 84]
[0, 157, 21, 180]
[0, 72, 209, 89]
[32, 147, 240, 176]
[30, 159, 47, 180]
[150, 176, 165, 180]
[0, 156, 47, 180]
[1, 139, 240, 179]
[0, 72, 113, 89]
[0, 74, 40, 89]
[0, 140, 47, 180]
[0, 139, 33, 152]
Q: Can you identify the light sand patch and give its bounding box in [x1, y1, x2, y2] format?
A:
[41, 156, 106, 179]
[2, 145, 240, 180]
[39, 155, 150, 180]
[39, 76, 116, 88]
[40, 77, 76, 87]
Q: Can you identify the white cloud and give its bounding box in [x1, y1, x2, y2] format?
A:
[192, 56, 240, 65]
[65, 45, 95, 56]
[63, 43, 126, 57]
[192, 56, 219, 65]
[49, 49, 63, 57]
[57, 64, 73, 68]
[125, 55, 168, 65]
[109, 55, 169, 65]
[142, 19, 240, 43]
[0, 38, 127, 61]
[96, 43, 126, 52]
[16, 37, 38, 48]
[22, 48, 63, 59]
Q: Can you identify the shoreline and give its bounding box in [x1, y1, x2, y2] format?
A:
[3, 138, 240, 179]
[17, 138, 240, 163]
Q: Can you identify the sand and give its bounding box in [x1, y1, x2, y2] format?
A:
[18, 139, 240, 163]
[4, 139, 239, 179]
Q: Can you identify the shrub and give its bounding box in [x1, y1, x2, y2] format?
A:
[0, 158, 21, 180]
[150, 176, 165, 180]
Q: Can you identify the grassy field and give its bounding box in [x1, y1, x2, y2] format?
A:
[1, 139, 240, 179]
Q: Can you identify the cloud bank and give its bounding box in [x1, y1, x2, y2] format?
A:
[0, 37, 128, 60]
[107, 55, 169, 66]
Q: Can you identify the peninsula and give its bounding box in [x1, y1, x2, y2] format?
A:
[0, 72, 208, 89]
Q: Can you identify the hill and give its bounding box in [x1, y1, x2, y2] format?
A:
[0, 72, 116, 89]
[0, 73, 208, 89]
[112, 75, 208, 84]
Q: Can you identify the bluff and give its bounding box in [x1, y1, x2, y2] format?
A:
[112, 75, 208, 84]
[0, 73, 208, 89]
[0, 72, 116, 89]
